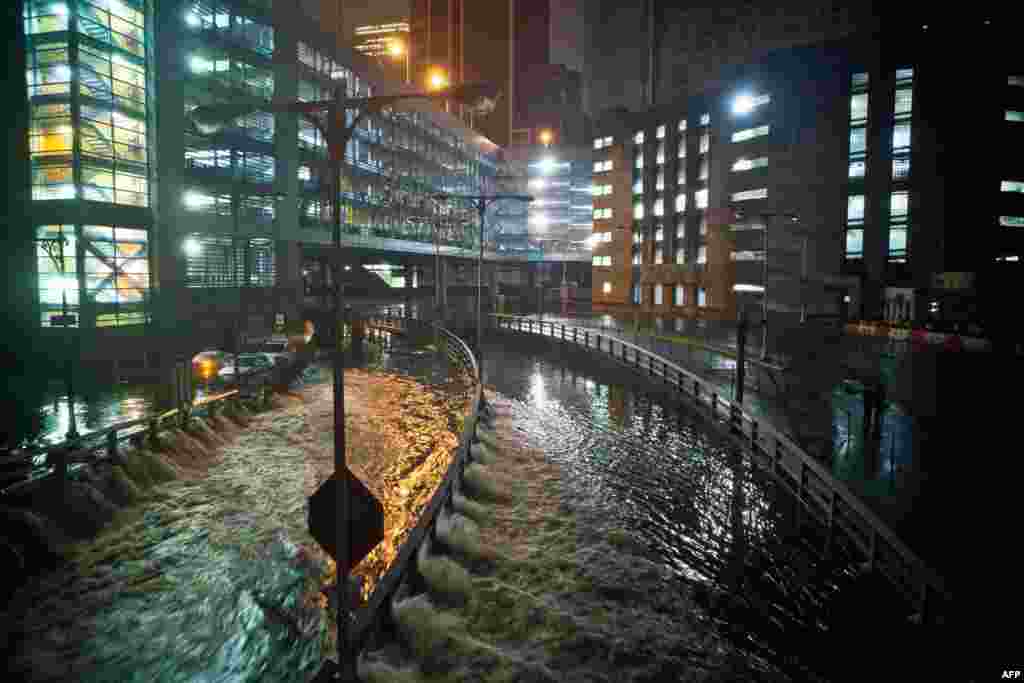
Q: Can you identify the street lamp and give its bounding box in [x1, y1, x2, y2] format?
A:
[730, 206, 799, 360]
[388, 40, 410, 84]
[433, 191, 533, 384]
[538, 128, 553, 147]
[35, 230, 79, 443]
[188, 79, 499, 681]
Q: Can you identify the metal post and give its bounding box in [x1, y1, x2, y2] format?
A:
[735, 310, 747, 405]
[761, 214, 769, 361]
[330, 94, 353, 683]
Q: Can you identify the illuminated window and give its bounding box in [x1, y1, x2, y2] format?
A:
[656, 141, 665, 165]
[675, 247, 685, 264]
[633, 252, 641, 265]
[678, 140, 687, 158]
[36, 224, 79, 327]
[635, 152, 644, 169]
[602, 281, 612, 294]
[676, 220, 685, 239]
[674, 284, 685, 305]
[694, 189, 708, 209]
[592, 255, 612, 266]
[634, 131, 645, 144]
[699, 215, 707, 235]
[653, 198, 664, 217]
[999, 216, 1024, 227]
[655, 248, 664, 265]
[675, 193, 686, 213]
[732, 125, 769, 142]
[732, 157, 768, 172]
[654, 226, 664, 241]
[890, 191, 908, 218]
[731, 188, 768, 202]
[697, 287, 707, 306]
[1007, 111, 1024, 122]
[634, 202, 644, 219]
[848, 195, 865, 223]
[850, 93, 868, 123]
[632, 284, 641, 304]
[895, 89, 913, 118]
[656, 170, 665, 191]
[888, 226, 907, 261]
[700, 113, 710, 126]
[849, 127, 866, 155]
[656, 124, 666, 139]
[893, 123, 911, 152]
[633, 178, 644, 194]
[849, 160, 866, 178]
[677, 168, 687, 185]
[699, 132, 710, 154]
[678, 119, 687, 132]
[698, 158, 709, 180]
[654, 284, 664, 304]
[846, 228, 863, 259]
[1002, 181, 1024, 193]
[697, 246, 707, 264]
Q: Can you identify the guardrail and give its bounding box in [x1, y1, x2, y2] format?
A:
[490, 313, 949, 626]
[329, 312, 487, 668]
[1, 387, 250, 498]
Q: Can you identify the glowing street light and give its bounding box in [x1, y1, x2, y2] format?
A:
[428, 68, 449, 91]
[732, 94, 756, 115]
[537, 157, 557, 174]
[183, 237, 202, 257]
[538, 129, 553, 146]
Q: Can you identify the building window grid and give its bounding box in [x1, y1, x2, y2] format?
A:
[846, 72, 869, 261]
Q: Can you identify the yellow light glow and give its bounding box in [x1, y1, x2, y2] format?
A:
[539, 129, 553, 146]
[389, 41, 405, 57]
[428, 69, 449, 91]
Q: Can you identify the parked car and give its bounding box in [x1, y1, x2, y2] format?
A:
[257, 338, 296, 368]
[217, 353, 276, 382]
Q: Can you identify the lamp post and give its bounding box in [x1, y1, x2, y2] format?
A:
[388, 40, 410, 84]
[433, 191, 533, 384]
[189, 80, 499, 681]
[35, 230, 79, 442]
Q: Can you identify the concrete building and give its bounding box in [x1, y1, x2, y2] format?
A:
[17, 0, 500, 373]
[591, 19, 1020, 340]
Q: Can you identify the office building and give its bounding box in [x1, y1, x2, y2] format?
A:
[17, 0, 498, 368]
[591, 19, 1020, 337]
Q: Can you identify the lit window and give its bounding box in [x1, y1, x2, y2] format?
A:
[731, 188, 768, 202]
[893, 123, 911, 151]
[592, 255, 612, 266]
[593, 161, 601, 173]
[657, 124, 666, 139]
[634, 131, 645, 144]
[675, 247, 685, 264]
[632, 284, 641, 304]
[594, 137, 603, 149]
[655, 248, 664, 265]
[654, 284, 664, 304]
[603, 281, 612, 294]
[635, 153, 644, 169]
[849, 160, 866, 178]
[633, 252, 641, 265]
[699, 215, 707, 235]
[731, 125, 769, 143]
[677, 168, 687, 185]
[603, 231, 613, 242]
[849, 127, 867, 155]
[889, 226, 907, 261]
[847, 195, 865, 223]
[733, 93, 771, 114]
[890, 191, 908, 218]
[675, 193, 686, 213]
[678, 119, 687, 132]
[730, 251, 765, 261]
[896, 68, 914, 83]
[656, 170, 665, 191]
[1007, 111, 1024, 122]
[634, 202, 644, 219]
[1010, 76, 1024, 88]
[694, 189, 708, 209]
[678, 141, 687, 159]
[852, 72, 869, 89]
[732, 157, 768, 172]
[697, 246, 707, 264]
[999, 216, 1024, 227]
[846, 228, 864, 259]
[655, 227, 664, 241]
[656, 141, 665, 164]
[850, 93, 868, 122]
[633, 232, 641, 244]
[604, 136, 613, 146]
[674, 284, 685, 305]
[653, 198, 664, 217]
[700, 113, 710, 126]
[893, 158, 910, 179]
[1002, 181, 1024, 193]
[895, 88, 913, 117]
[699, 132, 710, 154]
[697, 287, 707, 306]
[676, 221, 685, 239]
[698, 158, 709, 180]
[633, 178, 644, 194]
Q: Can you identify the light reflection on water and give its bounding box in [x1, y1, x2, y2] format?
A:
[481, 336, 865, 670]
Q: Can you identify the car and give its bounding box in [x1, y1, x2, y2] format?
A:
[257, 339, 296, 368]
[217, 353, 276, 381]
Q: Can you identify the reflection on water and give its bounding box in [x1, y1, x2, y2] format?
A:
[481, 336, 883, 675]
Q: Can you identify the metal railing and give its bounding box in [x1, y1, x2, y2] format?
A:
[334, 312, 486, 662]
[1, 388, 249, 498]
[491, 313, 950, 625]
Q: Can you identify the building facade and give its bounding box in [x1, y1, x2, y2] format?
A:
[19, 0, 499, 369]
[591, 21, 1020, 338]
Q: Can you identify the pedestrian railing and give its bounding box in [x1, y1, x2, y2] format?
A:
[1, 387, 251, 498]
[327, 312, 487, 667]
[490, 313, 950, 625]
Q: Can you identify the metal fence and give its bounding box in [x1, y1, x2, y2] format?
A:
[491, 314, 950, 626]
